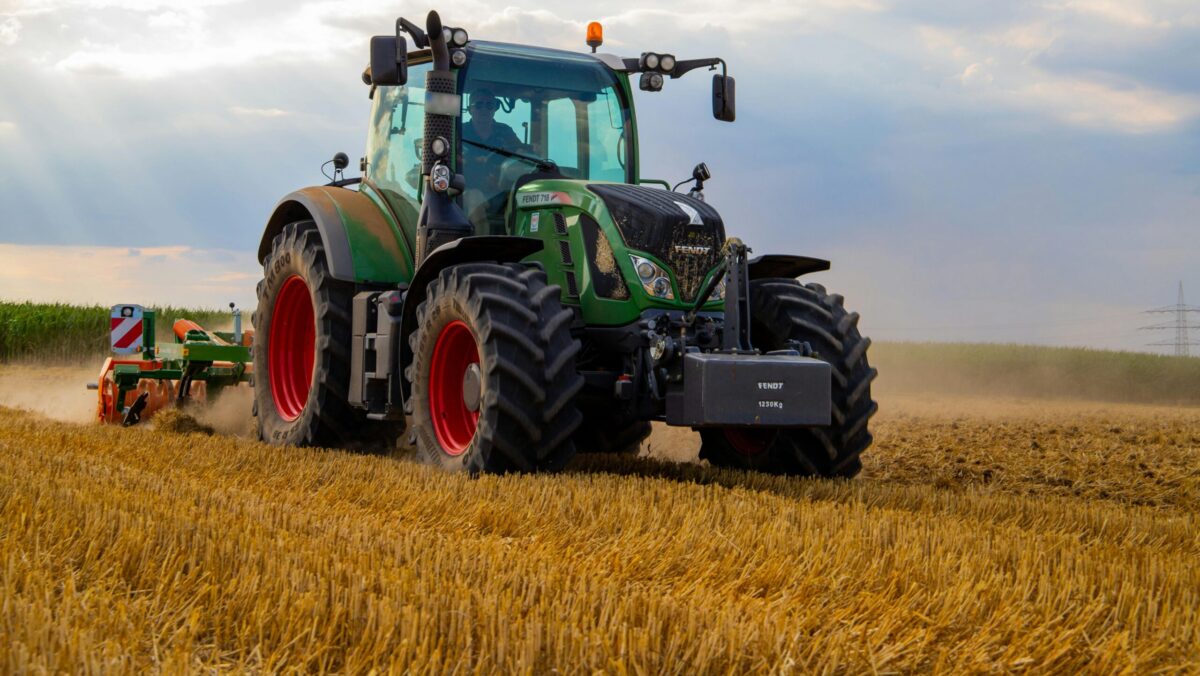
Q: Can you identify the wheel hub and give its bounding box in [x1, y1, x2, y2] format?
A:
[462, 363, 481, 412]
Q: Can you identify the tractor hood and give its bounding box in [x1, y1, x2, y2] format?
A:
[585, 183, 725, 302]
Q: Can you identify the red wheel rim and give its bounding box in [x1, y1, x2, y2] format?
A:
[724, 428, 776, 457]
[269, 275, 316, 422]
[429, 320, 480, 455]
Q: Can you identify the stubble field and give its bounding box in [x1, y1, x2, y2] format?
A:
[0, 365, 1198, 672]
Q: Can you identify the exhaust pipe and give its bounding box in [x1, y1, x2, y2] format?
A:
[415, 10, 473, 264]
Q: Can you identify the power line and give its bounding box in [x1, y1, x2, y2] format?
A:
[870, 309, 1143, 332]
[1139, 281, 1200, 357]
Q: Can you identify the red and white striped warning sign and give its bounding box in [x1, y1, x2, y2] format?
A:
[110, 304, 144, 355]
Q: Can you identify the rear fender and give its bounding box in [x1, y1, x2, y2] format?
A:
[258, 186, 414, 284]
[398, 236, 544, 395]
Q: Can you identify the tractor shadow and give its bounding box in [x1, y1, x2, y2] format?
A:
[564, 452, 857, 504]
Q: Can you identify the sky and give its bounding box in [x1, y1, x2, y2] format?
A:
[0, 0, 1198, 352]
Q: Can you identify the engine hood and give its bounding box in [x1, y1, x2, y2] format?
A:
[586, 183, 726, 301]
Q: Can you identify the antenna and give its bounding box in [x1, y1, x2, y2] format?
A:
[1140, 281, 1200, 356]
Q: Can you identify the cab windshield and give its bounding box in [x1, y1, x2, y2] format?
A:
[458, 42, 633, 234]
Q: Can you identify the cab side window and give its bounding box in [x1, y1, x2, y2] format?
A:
[365, 61, 433, 206]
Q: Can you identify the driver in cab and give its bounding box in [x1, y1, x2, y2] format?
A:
[463, 89, 525, 153]
[462, 89, 531, 234]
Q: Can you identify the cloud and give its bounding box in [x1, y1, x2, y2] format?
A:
[0, 17, 20, 46]
[0, 243, 258, 308]
[229, 106, 290, 118]
[146, 10, 196, 30]
[1016, 77, 1199, 133]
[1057, 0, 1170, 28]
[917, 16, 1200, 133]
[959, 62, 994, 86]
[0, 120, 16, 136]
[6, 0, 239, 13]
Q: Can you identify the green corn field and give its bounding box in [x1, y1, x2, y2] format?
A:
[0, 301, 234, 363]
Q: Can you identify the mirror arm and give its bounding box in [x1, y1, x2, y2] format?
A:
[397, 17, 428, 48]
[617, 56, 724, 78]
[669, 57, 723, 79]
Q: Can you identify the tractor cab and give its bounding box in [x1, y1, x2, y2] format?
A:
[365, 41, 634, 239]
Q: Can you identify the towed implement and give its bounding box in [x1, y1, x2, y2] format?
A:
[91, 304, 253, 426]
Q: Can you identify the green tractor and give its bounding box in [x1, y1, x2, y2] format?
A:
[252, 11, 877, 476]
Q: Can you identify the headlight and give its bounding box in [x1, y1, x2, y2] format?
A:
[630, 255, 675, 300]
[660, 54, 676, 72]
[452, 28, 469, 46]
[643, 52, 661, 70]
[635, 260, 656, 281]
[450, 49, 467, 67]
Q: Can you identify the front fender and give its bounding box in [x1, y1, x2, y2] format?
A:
[258, 186, 414, 284]
[747, 254, 830, 280]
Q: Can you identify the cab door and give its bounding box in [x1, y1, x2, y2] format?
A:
[362, 59, 434, 251]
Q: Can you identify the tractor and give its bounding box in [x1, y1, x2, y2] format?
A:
[252, 10, 877, 476]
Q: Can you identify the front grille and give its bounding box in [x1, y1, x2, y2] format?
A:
[587, 183, 724, 301]
[554, 212, 568, 235]
[564, 271, 579, 297]
[558, 239, 573, 266]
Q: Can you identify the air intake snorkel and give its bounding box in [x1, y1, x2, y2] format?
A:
[414, 10, 473, 264]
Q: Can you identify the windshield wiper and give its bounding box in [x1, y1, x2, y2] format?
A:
[463, 138, 558, 173]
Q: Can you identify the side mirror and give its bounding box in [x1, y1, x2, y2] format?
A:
[712, 74, 735, 122]
[369, 35, 407, 86]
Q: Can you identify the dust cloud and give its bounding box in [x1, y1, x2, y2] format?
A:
[0, 364, 98, 423]
[0, 363, 256, 435]
[194, 385, 255, 437]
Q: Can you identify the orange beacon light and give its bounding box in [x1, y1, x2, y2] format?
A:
[586, 22, 603, 52]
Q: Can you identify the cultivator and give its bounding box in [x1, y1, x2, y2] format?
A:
[90, 304, 253, 425]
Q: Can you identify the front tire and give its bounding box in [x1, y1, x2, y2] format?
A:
[408, 263, 583, 474]
[699, 279, 877, 477]
[254, 220, 400, 448]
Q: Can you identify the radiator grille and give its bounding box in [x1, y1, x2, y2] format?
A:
[564, 271, 579, 298]
[554, 212, 568, 235]
[586, 183, 723, 301]
[558, 240, 573, 266]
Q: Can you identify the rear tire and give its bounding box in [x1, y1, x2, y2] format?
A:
[699, 279, 877, 477]
[254, 220, 401, 449]
[408, 263, 583, 474]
